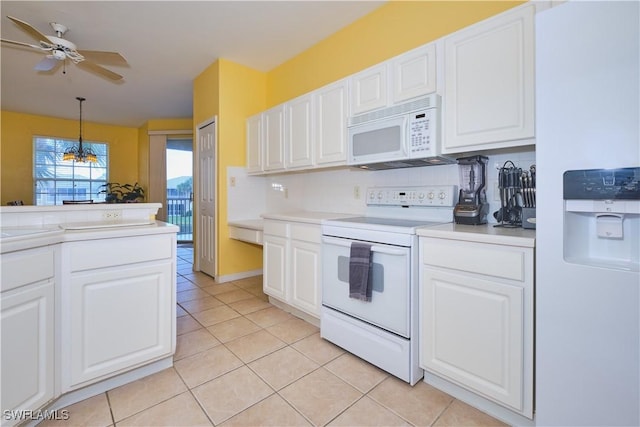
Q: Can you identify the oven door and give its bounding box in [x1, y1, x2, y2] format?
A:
[321, 235, 411, 338]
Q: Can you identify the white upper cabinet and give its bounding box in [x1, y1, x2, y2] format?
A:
[392, 43, 437, 104]
[286, 93, 314, 169]
[315, 79, 349, 166]
[443, 4, 535, 152]
[263, 104, 286, 171]
[351, 42, 437, 116]
[350, 63, 388, 116]
[246, 113, 262, 174]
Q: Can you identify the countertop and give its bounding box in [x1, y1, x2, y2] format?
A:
[228, 219, 264, 230]
[417, 222, 536, 247]
[260, 211, 354, 225]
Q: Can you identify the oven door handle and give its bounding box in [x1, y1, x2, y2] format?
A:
[322, 237, 407, 256]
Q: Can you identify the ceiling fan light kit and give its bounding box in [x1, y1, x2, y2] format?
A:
[1, 15, 126, 80]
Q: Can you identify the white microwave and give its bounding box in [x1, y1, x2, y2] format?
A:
[347, 94, 454, 170]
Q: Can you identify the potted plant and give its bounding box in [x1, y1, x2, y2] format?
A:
[98, 182, 145, 203]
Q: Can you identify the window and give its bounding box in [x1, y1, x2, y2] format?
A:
[33, 137, 108, 205]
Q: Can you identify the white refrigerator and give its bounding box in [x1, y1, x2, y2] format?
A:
[535, 1, 639, 426]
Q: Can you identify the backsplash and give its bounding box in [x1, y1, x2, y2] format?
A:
[227, 148, 535, 224]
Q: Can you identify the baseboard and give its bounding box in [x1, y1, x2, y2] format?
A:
[216, 268, 263, 283]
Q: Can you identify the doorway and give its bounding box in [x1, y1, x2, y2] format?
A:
[166, 138, 193, 243]
[196, 118, 216, 278]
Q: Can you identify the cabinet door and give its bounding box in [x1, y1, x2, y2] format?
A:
[263, 235, 288, 300]
[1, 281, 54, 424]
[350, 63, 388, 115]
[246, 113, 262, 174]
[315, 79, 349, 166]
[286, 94, 314, 169]
[289, 240, 321, 317]
[65, 261, 173, 390]
[263, 105, 286, 171]
[443, 5, 534, 151]
[392, 43, 437, 104]
[420, 267, 524, 411]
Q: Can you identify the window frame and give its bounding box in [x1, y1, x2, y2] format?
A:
[33, 135, 109, 205]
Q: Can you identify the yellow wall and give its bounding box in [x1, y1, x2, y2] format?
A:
[193, 59, 266, 277]
[0, 110, 138, 205]
[267, 1, 525, 106]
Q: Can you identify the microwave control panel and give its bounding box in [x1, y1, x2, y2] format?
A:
[408, 109, 436, 156]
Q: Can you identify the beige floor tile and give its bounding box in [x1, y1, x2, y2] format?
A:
[328, 396, 411, 426]
[179, 296, 225, 314]
[433, 400, 508, 427]
[174, 345, 244, 388]
[324, 353, 388, 393]
[279, 368, 362, 426]
[244, 306, 293, 328]
[201, 282, 240, 296]
[221, 394, 311, 427]
[227, 297, 272, 315]
[177, 315, 202, 335]
[39, 393, 112, 427]
[248, 346, 319, 390]
[191, 305, 241, 327]
[174, 329, 221, 360]
[215, 288, 254, 304]
[234, 281, 264, 296]
[266, 317, 319, 344]
[231, 276, 263, 289]
[176, 304, 189, 318]
[291, 333, 344, 365]
[182, 272, 216, 287]
[177, 280, 199, 293]
[176, 288, 210, 303]
[192, 366, 273, 425]
[117, 392, 212, 426]
[207, 316, 262, 343]
[225, 329, 286, 363]
[108, 368, 187, 422]
[368, 377, 454, 426]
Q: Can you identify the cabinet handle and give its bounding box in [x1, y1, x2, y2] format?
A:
[322, 237, 407, 256]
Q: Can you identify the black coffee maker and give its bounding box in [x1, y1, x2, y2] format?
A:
[454, 155, 489, 225]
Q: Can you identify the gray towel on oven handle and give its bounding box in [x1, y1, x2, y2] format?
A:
[349, 242, 372, 302]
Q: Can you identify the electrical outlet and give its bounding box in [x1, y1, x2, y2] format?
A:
[354, 186, 361, 199]
[102, 210, 122, 221]
[230, 176, 236, 187]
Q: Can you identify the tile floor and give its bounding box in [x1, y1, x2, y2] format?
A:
[41, 244, 507, 427]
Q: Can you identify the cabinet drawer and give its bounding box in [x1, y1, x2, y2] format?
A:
[229, 226, 263, 245]
[1, 246, 55, 292]
[290, 223, 321, 243]
[263, 221, 289, 237]
[422, 238, 526, 282]
[67, 234, 173, 272]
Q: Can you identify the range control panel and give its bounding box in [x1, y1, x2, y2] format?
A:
[367, 186, 458, 207]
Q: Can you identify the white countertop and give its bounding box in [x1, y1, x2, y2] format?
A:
[228, 219, 264, 230]
[261, 211, 354, 225]
[417, 223, 536, 247]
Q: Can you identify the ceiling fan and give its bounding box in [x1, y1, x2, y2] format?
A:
[1, 16, 127, 81]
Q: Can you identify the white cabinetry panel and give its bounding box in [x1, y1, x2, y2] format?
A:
[263, 105, 286, 171]
[315, 79, 349, 166]
[286, 93, 314, 169]
[443, 5, 534, 151]
[350, 63, 388, 115]
[392, 43, 437, 104]
[246, 114, 262, 174]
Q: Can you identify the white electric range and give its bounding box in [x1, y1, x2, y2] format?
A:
[320, 185, 457, 385]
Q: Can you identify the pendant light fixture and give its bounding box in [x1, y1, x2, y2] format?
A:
[63, 96, 97, 163]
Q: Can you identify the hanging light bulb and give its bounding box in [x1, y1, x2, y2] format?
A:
[63, 97, 97, 163]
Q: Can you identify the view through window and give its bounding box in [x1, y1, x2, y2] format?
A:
[166, 138, 193, 241]
[33, 137, 108, 205]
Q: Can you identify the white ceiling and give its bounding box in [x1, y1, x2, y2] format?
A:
[1, 1, 384, 127]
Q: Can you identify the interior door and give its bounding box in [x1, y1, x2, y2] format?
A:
[197, 120, 216, 277]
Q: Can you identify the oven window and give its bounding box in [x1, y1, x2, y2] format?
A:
[337, 256, 384, 292]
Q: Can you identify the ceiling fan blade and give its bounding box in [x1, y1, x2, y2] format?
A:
[78, 50, 127, 65]
[7, 16, 51, 44]
[34, 56, 59, 71]
[1, 38, 42, 50]
[77, 60, 123, 81]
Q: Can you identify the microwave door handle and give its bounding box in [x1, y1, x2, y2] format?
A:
[322, 237, 406, 256]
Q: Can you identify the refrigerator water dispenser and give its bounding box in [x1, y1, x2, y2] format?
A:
[563, 168, 640, 271]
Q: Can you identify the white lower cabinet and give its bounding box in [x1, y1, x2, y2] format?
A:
[0, 246, 56, 427]
[263, 220, 321, 318]
[61, 234, 176, 391]
[419, 236, 533, 419]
